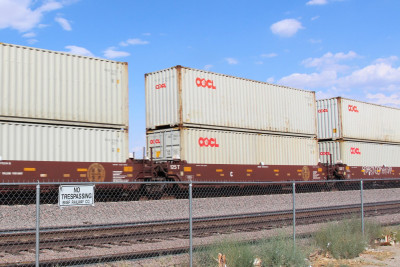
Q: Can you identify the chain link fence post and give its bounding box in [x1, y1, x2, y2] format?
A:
[35, 182, 40, 267]
[360, 180, 364, 236]
[292, 182, 296, 250]
[189, 182, 193, 267]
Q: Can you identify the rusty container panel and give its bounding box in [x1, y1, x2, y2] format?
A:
[317, 97, 400, 143]
[0, 43, 128, 129]
[0, 121, 128, 162]
[147, 128, 318, 165]
[146, 66, 316, 136]
[319, 140, 400, 166]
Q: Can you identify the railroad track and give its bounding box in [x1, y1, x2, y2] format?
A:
[1, 200, 400, 266]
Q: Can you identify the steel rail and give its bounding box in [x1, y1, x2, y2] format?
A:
[1, 200, 400, 266]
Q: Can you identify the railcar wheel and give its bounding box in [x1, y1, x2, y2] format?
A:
[145, 177, 166, 200]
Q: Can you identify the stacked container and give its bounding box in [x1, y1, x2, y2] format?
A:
[145, 66, 319, 165]
[0, 43, 129, 162]
[317, 97, 400, 166]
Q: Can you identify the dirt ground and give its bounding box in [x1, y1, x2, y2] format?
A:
[124, 244, 400, 266]
[92, 241, 400, 266]
[309, 243, 400, 267]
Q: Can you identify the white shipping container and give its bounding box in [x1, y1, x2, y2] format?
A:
[319, 140, 400, 166]
[147, 128, 318, 165]
[0, 122, 128, 162]
[317, 97, 400, 143]
[0, 43, 128, 128]
[146, 66, 316, 136]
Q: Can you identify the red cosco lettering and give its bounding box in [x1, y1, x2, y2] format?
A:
[198, 138, 203, 147]
[348, 105, 359, 113]
[320, 152, 331, 155]
[150, 139, 161, 145]
[195, 78, 216, 89]
[198, 137, 219, 147]
[350, 147, 361, 155]
[155, 83, 166, 89]
[318, 109, 328, 113]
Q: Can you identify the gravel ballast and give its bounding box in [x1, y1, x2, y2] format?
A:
[1, 188, 400, 265]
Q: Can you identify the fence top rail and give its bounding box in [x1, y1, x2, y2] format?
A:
[1, 178, 400, 186]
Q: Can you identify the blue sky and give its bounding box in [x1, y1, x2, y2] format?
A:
[1, 0, 400, 157]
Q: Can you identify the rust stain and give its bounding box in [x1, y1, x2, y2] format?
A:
[177, 65, 183, 125]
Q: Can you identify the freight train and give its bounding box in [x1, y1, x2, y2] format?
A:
[1, 43, 399, 197]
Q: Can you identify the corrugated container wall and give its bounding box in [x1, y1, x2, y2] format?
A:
[0, 121, 128, 162]
[319, 141, 400, 166]
[147, 128, 318, 165]
[317, 97, 400, 143]
[0, 43, 128, 128]
[146, 66, 316, 137]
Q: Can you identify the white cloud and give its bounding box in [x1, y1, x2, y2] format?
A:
[225, 58, 238, 65]
[65, 45, 94, 57]
[257, 53, 277, 64]
[27, 38, 38, 44]
[278, 53, 400, 107]
[306, 0, 328, 5]
[279, 70, 338, 89]
[302, 51, 358, 72]
[0, 0, 63, 32]
[309, 39, 322, 44]
[366, 93, 400, 106]
[204, 64, 213, 71]
[270, 19, 304, 37]
[55, 16, 71, 31]
[316, 90, 337, 100]
[373, 56, 398, 65]
[282, 61, 400, 93]
[338, 62, 400, 89]
[311, 16, 320, 21]
[38, 1, 63, 12]
[38, 23, 48, 28]
[22, 32, 36, 38]
[103, 47, 130, 59]
[142, 33, 151, 36]
[267, 77, 275, 83]
[261, 53, 278, 58]
[120, 38, 149, 46]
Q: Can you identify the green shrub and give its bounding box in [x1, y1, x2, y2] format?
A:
[195, 235, 310, 267]
[258, 235, 308, 267]
[194, 239, 256, 267]
[314, 218, 382, 259]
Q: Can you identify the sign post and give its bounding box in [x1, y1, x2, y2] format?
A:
[58, 185, 95, 207]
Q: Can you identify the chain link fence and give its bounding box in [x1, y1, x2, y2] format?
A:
[1, 179, 400, 266]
